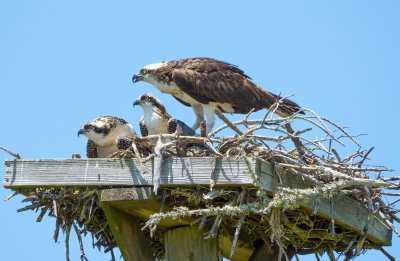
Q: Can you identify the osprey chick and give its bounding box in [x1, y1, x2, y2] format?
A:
[132, 57, 304, 134]
[133, 93, 196, 137]
[78, 116, 136, 158]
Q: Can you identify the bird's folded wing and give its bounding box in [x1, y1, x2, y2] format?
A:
[86, 140, 98, 158]
[139, 120, 149, 137]
[171, 69, 279, 114]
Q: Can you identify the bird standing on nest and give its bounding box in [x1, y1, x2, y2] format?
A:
[132, 57, 304, 134]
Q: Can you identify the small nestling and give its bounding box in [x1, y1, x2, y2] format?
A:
[133, 93, 196, 137]
[78, 116, 136, 158]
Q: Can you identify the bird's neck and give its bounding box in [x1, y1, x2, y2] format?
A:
[143, 109, 166, 123]
[142, 109, 169, 134]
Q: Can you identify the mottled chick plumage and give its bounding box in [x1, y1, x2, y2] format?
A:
[133, 93, 196, 137]
[78, 116, 136, 158]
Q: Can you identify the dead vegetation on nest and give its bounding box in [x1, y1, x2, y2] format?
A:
[3, 101, 400, 261]
[5, 187, 116, 261]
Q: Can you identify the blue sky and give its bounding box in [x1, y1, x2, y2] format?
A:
[1, 1, 399, 260]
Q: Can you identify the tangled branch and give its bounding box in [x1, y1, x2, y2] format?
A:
[7, 104, 399, 260]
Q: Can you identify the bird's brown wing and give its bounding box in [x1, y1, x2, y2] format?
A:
[172, 95, 191, 107]
[178, 119, 196, 136]
[86, 140, 98, 158]
[116, 136, 133, 150]
[167, 118, 177, 134]
[139, 119, 149, 137]
[171, 68, 303, 116]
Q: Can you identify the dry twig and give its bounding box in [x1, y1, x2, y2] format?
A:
[0, 145, 22, 159]
[8, 105, 399, 260]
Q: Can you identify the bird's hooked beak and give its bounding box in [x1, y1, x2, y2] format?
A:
[132, 73, 144, 83]
[133, 99, 142, 106]
[77, 128, 87, 137]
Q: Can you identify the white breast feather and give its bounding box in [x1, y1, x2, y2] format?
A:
[146, 77, 200, 105]
[96, 146, 119, 158]
[143, 112, 168, 135]
[210, 102, 235, 113]
[146, 76, 236, 114]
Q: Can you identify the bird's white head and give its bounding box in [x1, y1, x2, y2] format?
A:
[143, 62, 166, 70]
[133, 93, 166, 115]
[132, 61, 167, 84]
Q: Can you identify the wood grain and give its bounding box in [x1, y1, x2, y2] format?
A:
[100, 204, 154, 261]
[3, 158, 255, 188]
[164, 226, 221, 261]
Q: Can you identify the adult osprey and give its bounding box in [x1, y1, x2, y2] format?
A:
[132, 57, 304, 134]
[78, 116, 136, 158]
[133, 93, 196, 137]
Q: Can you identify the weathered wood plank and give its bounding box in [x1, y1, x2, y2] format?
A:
[3, 158, 392, 247]
[308, 194, 391, 245]
[257, 160, 277, 193]
[260, 164, 392, 246]
[100, 187, 154, 202]
[3, 158, 255, 188]
[99, 187, 192, 230]
[164, 226, 221, 261]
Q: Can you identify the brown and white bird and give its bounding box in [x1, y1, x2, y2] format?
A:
[132, 57, 304, 134]
[133, 93, 196, 137]
[78, 116, 136, 158]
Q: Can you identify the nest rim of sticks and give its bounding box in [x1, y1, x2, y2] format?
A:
[4, 102, 400, 261]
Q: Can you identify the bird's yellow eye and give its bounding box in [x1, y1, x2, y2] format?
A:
[145, 96, 149, 101]
[88, 125, 93, 129]
[141, 69, 148, 74]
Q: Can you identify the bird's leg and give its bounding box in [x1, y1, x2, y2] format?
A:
[200, 120, 207, 137]
[203, 104, 216, 134]
[191, 104, 204, 131]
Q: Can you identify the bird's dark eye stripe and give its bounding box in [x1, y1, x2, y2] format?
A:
[94, 127, 103, 134]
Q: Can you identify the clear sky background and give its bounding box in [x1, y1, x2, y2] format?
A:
[1, 1, 399, 260]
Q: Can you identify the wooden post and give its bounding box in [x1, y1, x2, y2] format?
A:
[101, 203, 154, 261]
[164, 226, 221, 261]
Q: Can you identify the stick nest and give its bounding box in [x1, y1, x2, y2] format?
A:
[7, 106, 400, 261]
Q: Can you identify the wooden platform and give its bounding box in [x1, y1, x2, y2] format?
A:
[3, 157, 392, 260]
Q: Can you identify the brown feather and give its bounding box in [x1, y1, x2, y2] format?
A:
[139, 120, 149, 137]
[151, 58, 304, 116]
[86, 140, 98, 158]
